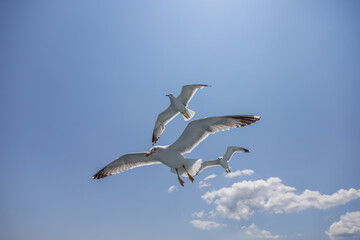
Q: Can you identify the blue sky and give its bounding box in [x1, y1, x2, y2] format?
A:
[1, 0, 359, 239]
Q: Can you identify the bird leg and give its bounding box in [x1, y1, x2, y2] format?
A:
[182, 164, 194, 182]
[176, 168, 185, 187]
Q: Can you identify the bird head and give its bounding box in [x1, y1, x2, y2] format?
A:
[165, 93, 174, 98]
[146, 145, 166, 157]
[146, 147, 156, 157]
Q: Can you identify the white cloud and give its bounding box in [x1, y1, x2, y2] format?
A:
[191, 210, 217, 219]
[192, 210, 205, 218]
[209, 210, 217, 218]
[168, 185, 178, 193]
[326, 211, 360, 240]
[240, 223, 280, 239]
[224, 169, 254, 178]
[199, 181, 211, 188]
[204, 174, 217, 181]
[199, 174, 218, 188]
[190, 220, 226, 230]
[202, 177, 360, 220]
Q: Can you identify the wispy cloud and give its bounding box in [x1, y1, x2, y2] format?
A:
[191, 210, 217, 219]
[326, 211, 360, 240]
[240, 223, 280, 239]
[199, 181, 211, 188]
[190, 220, 226, 230]
[199, 174, 217, 188]
[202, 177, 360, 220]
[192, 210, 205, 218]
[167, 185, 178, 193]
[204, 174, 217, 181]
[224, 169, 254, 178]
[208, 210, 217, 218]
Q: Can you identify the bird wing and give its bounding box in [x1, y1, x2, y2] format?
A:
[168, 115, 261, 154]
[152, 105, 179, 144]
[176, 84, 209, 106]
[92, 153, 161, 179]
[196, 160, 220, 175]
[223, 146, 250, 162]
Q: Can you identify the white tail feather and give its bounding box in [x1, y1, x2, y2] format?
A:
[181, 108, 195, 121]
[170, 159, 202, 178]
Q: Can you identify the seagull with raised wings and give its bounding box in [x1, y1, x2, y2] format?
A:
[92, 115, 260, 186]
[196, 146, 250, 175]
[152, 84, 210, 145]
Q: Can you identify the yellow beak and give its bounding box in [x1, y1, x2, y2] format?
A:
[165, 94, 169, 96]
[146, 152, 153, 157]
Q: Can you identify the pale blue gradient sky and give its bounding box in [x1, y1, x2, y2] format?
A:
[1, 1, 359, 240]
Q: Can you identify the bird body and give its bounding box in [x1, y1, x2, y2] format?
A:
[148, 145, 202, 177]
[166, 94, 195, 121]
[218, 157, 229, 170]
[148, 145, 184, 170]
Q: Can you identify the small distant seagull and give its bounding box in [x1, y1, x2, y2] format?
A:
[152, 84, 210, 145]
[196, 146, 250, 175]
[92, 115, 260, 186]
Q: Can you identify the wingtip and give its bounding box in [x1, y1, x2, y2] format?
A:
[152, 135, 158, 145]
[92, 173, 100, 179]
[92, 167, 108, 179]
[193, 84, 211, 88]
[231, 115, 261, 128]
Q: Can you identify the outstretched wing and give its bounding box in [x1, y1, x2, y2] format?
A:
[223, 146, 250, 162]
[92, 153, 161, 179]
[177, 84, 209, 106]
[196, 160, 220, 175]
[168, 115, 261, 154]
[152, 105, 179, 145]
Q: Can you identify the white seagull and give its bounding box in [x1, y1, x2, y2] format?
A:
[196, 146, 250, 175]
[92, 115, 260, 186]
[152, 84, 210, 145]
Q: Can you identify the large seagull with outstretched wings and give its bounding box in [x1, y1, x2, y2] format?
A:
[93, 115, 261, 186]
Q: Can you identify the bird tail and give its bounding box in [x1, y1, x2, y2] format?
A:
[181, 108, 195, 121]
[171, 159, 202, 177]
[182, 158, 202, 177]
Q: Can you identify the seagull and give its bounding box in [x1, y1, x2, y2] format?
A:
[152, 84, 210, 145]
[92, 115, 261, 186]
[196, 146, 250, 175]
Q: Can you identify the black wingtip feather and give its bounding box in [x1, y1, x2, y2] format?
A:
[92, 167, 111, 179]
[230, 115, 261, 127]
[152, 135, 158, 145]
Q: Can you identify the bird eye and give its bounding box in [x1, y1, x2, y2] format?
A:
[154, 148, 157, 151]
